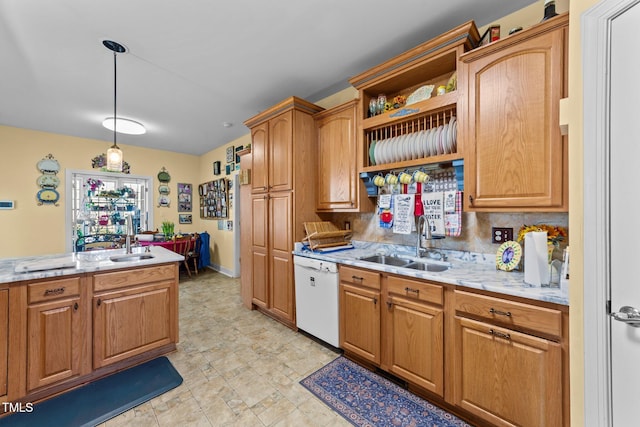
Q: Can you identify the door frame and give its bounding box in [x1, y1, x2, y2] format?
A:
[582, 0, 640, 425]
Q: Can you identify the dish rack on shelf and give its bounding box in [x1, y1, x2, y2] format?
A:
[303, 222, 352, 251]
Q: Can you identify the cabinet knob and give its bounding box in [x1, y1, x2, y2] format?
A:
[96, 298, 102, 307]
[469, 195, 474, 205]
[73, 302, 79, 311]
[373, 297, 378, 305]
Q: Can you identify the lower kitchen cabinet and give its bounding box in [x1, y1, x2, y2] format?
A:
[26, 277, 90, 391]
[0, 289, 8, 400]
[339, 266, 381, 365]
[4, 262, 179, 406]
[92, 265, 177, 369]
[338, 265, 569, 426]
[453, 316, 562, 427]
[383, 276, 444, 396]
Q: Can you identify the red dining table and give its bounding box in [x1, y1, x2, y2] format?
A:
[139, 240, 177, 251]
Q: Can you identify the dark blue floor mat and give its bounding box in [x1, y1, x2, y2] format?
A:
[0, 356, 182, 427]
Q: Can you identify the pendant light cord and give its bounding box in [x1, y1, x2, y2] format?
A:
[113, 50, 118, 148]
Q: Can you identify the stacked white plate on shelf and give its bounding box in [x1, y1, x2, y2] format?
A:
[368, 117, 457, 166]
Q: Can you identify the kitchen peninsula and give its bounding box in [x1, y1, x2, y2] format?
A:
[0, 246, 182, 407]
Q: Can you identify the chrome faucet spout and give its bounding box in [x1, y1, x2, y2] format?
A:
[125, 215, 133, 254]
[416, 214, 447, 260]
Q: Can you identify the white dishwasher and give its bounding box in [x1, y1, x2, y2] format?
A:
[294, 255, 340, 347]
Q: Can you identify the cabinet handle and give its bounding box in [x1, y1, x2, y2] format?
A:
[489, 308, 512, 317]
[469, 195, 474, 205]
[351, 275, 364, 282]
[373, 297, 377, 305]
[73, 302, 79, 311]
[386, 300, 393, 309]
[44, 287, 65, 296]
[96, 298, 102, 307]
[404, 287, 420, 295]
[489, 329, 511, 340]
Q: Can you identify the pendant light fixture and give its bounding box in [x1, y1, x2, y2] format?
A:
[103, 40, 127, 172]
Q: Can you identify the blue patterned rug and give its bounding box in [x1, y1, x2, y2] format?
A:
[301, 357, 471, 427]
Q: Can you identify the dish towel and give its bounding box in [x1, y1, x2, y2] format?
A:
[393, 194, 415, 234]
[444, 191, 463, 237]
[378, 194, 393, 229]
[421, 192, 445, 236]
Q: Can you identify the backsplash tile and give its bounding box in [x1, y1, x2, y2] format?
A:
[325, 211, 569, 256]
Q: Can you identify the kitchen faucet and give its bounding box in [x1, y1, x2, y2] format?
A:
[416, 215, 447, 261]
[125, 214, 134, 254]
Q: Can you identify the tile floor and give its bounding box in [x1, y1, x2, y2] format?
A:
[101, 269, 350, 427]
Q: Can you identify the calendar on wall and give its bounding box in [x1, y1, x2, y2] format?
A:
[198, 178, 228, 219]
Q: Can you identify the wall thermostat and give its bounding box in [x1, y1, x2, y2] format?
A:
[0, 200, 15, 209]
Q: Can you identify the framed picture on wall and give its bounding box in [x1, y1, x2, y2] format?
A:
[225, 163, 234, 175]
[235, 145, 243, 163]
[226, 146, 234, 163]
[213, 161, 221, 175]
[177, 183, 192, 212]
[179, 214, 192, 224]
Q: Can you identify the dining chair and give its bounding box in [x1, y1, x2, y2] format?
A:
[183, 233, 200, 276]
[172, 235, 193, 277]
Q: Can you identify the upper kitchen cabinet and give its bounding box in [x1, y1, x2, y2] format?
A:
[246, 97, 324, 194]
[349, 21, 480, 173]
[460, 13, 569, 212]
[314, 100, 373, 212]
[243, 97, 323, 328]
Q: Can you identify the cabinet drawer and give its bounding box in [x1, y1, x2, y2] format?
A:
[339, 265, 380, 290]
[28, 277, 81, 304]
[93, 264, 176, 292]
[387, 275, 443, 306]
[454, 290, 562, 338]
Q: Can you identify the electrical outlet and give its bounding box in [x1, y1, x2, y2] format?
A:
[492, 227, 513, 244]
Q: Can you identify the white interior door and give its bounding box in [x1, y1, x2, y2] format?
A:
[583, 1, 640, 425]
[609, 3, 640, 424]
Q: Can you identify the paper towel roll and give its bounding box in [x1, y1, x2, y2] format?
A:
[524, 231, 549, 286]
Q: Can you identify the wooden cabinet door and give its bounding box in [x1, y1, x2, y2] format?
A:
[251, 194, 269, 308]
[269, 191, 293, 322]
[463, 23, 566, 211]
[453, 316, 562, 427]
[0, 290, 7, 398]
[251, 122, 269, 193]
[27, 295, 84, 390]
[315, 100, 359, 211]
[340, 283, 381, 365]
[386, 296, 444, 396]
[93, 282, 172, 369]
[269, 111, 293, 192]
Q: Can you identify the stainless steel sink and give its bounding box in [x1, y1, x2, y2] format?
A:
[404, 262, 450, 272]
[359, 255, 412, 266]
[109, 254, 155, 262]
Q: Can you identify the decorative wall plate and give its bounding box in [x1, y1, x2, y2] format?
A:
[37, 154, 60, 174]
[496, 241, 522, 271]
[37, 174, 60, 188]
[37, 188, 60, 205]
[158, 195, 170, 207]
[157, 167, 171, 183]
[158, 184, 170, 195]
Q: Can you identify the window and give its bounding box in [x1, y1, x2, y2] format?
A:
[65, 170, 153, 252]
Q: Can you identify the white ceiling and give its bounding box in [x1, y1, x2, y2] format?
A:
[0, 0, 536, 156]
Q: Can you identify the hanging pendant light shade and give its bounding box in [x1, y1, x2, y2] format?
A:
[103, 40, 127, 172]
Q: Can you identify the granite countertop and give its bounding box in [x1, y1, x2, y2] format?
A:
[293, 240, 569, 306]
[0, 246, 184, 284]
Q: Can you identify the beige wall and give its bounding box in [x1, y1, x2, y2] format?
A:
[0, 125, 200, 258]
[197, 133, 251, 274]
